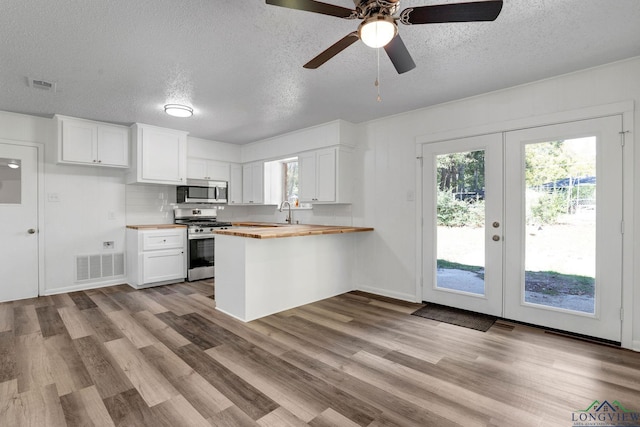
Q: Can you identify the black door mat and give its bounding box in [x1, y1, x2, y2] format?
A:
[412, 303, 497, 332]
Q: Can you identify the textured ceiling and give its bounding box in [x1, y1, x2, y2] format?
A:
[1, 0, 639, 144]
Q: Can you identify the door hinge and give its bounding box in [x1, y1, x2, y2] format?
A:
[416, 156, 423, 167]
[621, 221, 625, 234]
[620, 307, 624, 321]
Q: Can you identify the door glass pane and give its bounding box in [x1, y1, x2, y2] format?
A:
[524, 138, 596, 314]
[0, 158, 21, 204]
[436, 150, 485, 295]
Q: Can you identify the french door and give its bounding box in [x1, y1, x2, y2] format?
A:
[422, 133, 504, 316]
[421, 115, 623, 341]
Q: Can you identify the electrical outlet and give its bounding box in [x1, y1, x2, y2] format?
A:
[103, 241, 114, 249]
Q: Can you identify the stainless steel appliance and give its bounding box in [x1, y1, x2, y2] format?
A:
[177, 180, 228, 204]
[174, 208, 232, 281]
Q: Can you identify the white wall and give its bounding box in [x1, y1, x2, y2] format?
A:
[188, 136, 241, 163]
[0, 111, 128, 294]
[241, 120, 357, 163]
[354, 57, 640, 349]
[2, 56, 639, 348]
[0, 112, 243, 295]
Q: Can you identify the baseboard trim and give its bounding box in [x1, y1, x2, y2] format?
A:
[633, 340, 640, 353]
[42, 278, 126, 296]
[356, 285, 418, 303]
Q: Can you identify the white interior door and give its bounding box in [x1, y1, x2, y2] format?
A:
[422, 133, 503, 316]
[0, 142, 39, 302]
[504, 116, 623, 342]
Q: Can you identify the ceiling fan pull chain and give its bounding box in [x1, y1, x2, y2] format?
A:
[376, 47, 382, 102]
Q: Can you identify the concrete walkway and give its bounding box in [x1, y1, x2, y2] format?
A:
[437, 268, 595, 314]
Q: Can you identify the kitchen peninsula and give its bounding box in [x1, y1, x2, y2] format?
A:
[213, 223, 373, 322]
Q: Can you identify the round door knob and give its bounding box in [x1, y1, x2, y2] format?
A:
[28, 228, 36, 234]
[492, 235, 500, 241]
[492, 221, 500, 228]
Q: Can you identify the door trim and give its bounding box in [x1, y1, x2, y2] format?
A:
[0, 138, 45, 298]
[415, 102, 634, 349]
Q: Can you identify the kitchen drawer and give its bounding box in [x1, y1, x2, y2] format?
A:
[142, 229, 185, 251]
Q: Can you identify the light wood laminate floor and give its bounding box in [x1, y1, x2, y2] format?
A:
[1, 281, 639, 426]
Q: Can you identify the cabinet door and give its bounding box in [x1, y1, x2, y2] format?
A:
[61, 119, 97, 163]
[315, 148, 336, 202]
[207, 161, 230, 181]
[187, 158, 208, 180]
[251, 162, 264, 204]
[229, 164, 243, 204]
[242, 164, 253, 203]
[140, 128, 186, 183]
[142, 250, 185, 283]
[298, 151, 317, 202]
[97, 125, 129, 167]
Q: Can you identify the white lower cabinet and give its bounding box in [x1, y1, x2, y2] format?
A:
[142, 250, 185, 284]
[126, 227, 186, 289]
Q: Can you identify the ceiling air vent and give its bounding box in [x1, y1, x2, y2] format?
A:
[27, 77, 57, 92]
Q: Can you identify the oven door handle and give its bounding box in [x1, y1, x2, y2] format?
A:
[188, 235, 216, 240]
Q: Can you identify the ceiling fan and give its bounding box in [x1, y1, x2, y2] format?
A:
[266, 0, 503, 74]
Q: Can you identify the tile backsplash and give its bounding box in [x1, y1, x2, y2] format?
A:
[125, 184, 176, 225]
[217, 203, 353, 226]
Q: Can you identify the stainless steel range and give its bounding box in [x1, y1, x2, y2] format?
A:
[174, 208, 232, 281]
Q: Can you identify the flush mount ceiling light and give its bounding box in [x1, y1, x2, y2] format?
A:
[358, 15, 397, 48]
[164, 104, 193, 118]
[7, 160, 20, 169]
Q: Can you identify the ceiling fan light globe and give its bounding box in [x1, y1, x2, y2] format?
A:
[358, 16, 397, 48]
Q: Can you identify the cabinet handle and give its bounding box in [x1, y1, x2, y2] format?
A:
[93, 160, 97, 163]
[98, 160, 102, 163]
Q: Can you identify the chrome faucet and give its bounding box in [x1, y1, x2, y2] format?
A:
[279, 200, 292, 224]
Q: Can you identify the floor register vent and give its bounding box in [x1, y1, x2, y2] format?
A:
[75, 253, 125, 282]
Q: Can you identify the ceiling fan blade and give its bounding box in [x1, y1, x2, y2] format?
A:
[384, 35, 416, 74]
[400, 0, 503, 25]
[266, 0, 355, 19]
[304, 32, 360, 69]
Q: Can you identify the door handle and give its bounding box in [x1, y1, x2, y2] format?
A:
[28, 228, 36, 234]
[492, 235, 500, 241]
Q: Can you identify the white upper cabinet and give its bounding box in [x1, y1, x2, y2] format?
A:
[127, 123, 188, 185]
[187, 158, 230, 181]
[242, 162, 264, 204]
[299, 147, 352, 203]
[56, 115, 129, 168]
[229, 163, 243, 204]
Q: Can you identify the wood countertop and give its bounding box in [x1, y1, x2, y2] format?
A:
[126, 224, 187, 230]
[214, 222, 374, 239]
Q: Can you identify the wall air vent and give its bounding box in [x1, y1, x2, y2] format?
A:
[75, 253, 125, 282]
[27, 77, 57, 92]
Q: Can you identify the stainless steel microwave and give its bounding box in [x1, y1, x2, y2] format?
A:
[177, 180, 228, 204]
